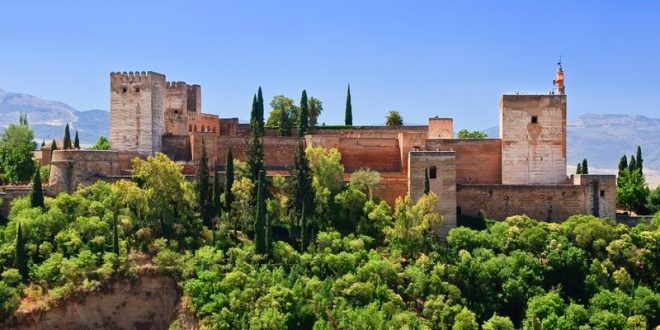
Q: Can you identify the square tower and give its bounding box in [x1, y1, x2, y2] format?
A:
[110, 71, 166, 155]
[500, 94, 567, 184]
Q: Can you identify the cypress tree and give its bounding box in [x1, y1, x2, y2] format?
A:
[74, 130, 80, 149]
[247, 94, 265, 183]
[257, 87, 265, 132]
[30, 167, 44, 208]
[290, 141, 314, 242]
[254, 170, 267, 254]
[41, 140, 45, 148]
[212, 169, 222, 218]
[196, 140, 212, 228]
[300, 202, 309, 250]
[581, 159, 588, 174]
[345, 84, 353, 126]
[576, 163, 582, 175]
[15, 223, 28, 282]
[63, 123, 72, 150]
[299, 90, 309, 136]
[278, 105, 291, 136]
[224, 147, 235, 211]
[636, 146, 643, 175]
[112, 213, 119, 255]
[629, 155, 637, 173]
[618, 155, 628, 176]
[424, 168, 430, 194]
[51, 139, 58, 151]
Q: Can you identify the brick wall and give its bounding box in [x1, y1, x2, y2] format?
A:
[428, 118, 453, 139]
[339, 138, 401, 172]
[162, 135, 191, 161]
[425, 139, 502, 184]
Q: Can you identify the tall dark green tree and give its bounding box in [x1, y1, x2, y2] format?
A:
[195, 140, 212, 228]
[247, 94, 265, 183]
[212, 169, 222, 218]
[290, 141, 314, 243]
[257, 87, 265, 131]
[636, 146, 643, 175]
[345, 84, 353, 126]
[629, 155, 637, 173]
[30, 167, 44, 208]
[576, 163, 582, 175]
[224, 147, 235, 211]
[63, 123, 72, 150]
[300, 202, 309, 250]
[618, 155, 628, 176]
[112, 213, 119, 255]
[74, 130, 80, 149]
[50, 139, 58, 151]
[15, 223, 28, 282]
[581, 159, 588, 174]
[299, 90, 309, 136]
[41, 140, 45, 148]
[254, 170, 267, 254]
[278, 104, 292, 136]
[424, 167, 430, 194]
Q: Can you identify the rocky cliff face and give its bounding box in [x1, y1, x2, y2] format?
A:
[1, 269, 184, 330]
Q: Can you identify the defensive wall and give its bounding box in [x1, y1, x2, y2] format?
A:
[425, 139, 502, 184]
[48, 150, 121, 195]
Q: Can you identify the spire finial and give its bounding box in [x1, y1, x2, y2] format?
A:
[553, 57, 565, 95]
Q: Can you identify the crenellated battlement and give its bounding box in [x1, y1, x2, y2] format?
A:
[110, 71, 166, 85]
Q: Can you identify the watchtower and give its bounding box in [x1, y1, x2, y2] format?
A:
[499, 66, 567, 184]
[110, 71, 166, 155]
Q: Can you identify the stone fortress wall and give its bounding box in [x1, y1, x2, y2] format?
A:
[46, 65, 616, 237]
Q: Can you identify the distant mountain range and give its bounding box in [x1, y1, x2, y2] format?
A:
[484, 114, 660, 172]
[0, 88, 108, 145]
[1, 88, 658, 172]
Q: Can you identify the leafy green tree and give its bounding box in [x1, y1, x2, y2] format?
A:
[617, 168, 649, 213]
[581, 159, 589, 174]
[0, 114, 36, 183]
[306, 146, 344, 216]
[254, 170, 267, 254]
[424, 167, 430, 194]
[308, 96, 323, 128]
[385, 110, 403, 126]
[299, 90, 309, 136]
[267, 95, 298, 131]
[195, 141, 212, 228]
[452, 307, 478, 330]
[74, 130, 80, 149]
[482, 314, 514, 330]
[90, 136, 111, 150]
[388, 193, 442, 257]
[277, 101, 293, 136]
[647, 186, 660, 214]
[15, 222, 28, 282]
[30, 166, 44, 208]
[224, 147, 235, 211]
[0, 281, 20, 318]
[112, 212, 119, 255]
[349, 168, 381, 200]
[457, 129, 487, 139]
[63, 123, 72, 150]
[345, 84, 353, 126]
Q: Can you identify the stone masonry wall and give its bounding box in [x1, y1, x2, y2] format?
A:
[162, 135, 191, 161]
[48, 150, 121, 195]
[500, 95, 567, 184]
[428, 118, 453, 139]
[425, 139, 502, 184]
[110, 72, 166, 155]
[164, 82, 190, 136]
[573, 174, 617, 219]
[408, 151, 457, 237]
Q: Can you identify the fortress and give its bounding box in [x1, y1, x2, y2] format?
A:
[48, 65, 616, 235]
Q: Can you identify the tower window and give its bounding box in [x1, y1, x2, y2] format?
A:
[135, 87, 140, 93]
[531, 115, 538, 124]
[429, 166, 437, 179]
[122, 88, 127, 93]
[600, 190, 605, 197]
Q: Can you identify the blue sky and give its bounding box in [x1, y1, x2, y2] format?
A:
[1, 1, 659, 130]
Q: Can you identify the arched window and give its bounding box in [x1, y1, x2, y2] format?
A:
[429, 166, 437, 179]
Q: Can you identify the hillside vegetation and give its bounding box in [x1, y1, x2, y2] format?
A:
[0, 151, 658, 329]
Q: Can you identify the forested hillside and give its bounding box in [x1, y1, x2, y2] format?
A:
[0, 151, 658, 329]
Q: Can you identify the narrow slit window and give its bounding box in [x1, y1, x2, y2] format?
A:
[531, 115, 538, 124]
[600, 190, 605, 197]
[429, 166, 437, 179]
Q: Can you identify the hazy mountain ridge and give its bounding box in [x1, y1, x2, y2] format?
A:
[0, 88, 108, 144]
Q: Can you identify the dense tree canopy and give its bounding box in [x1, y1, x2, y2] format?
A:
[0, 113, 36, 184]
[457, 129, 488, 139]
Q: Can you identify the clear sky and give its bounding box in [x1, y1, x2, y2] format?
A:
[1, 1, 659, 130]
